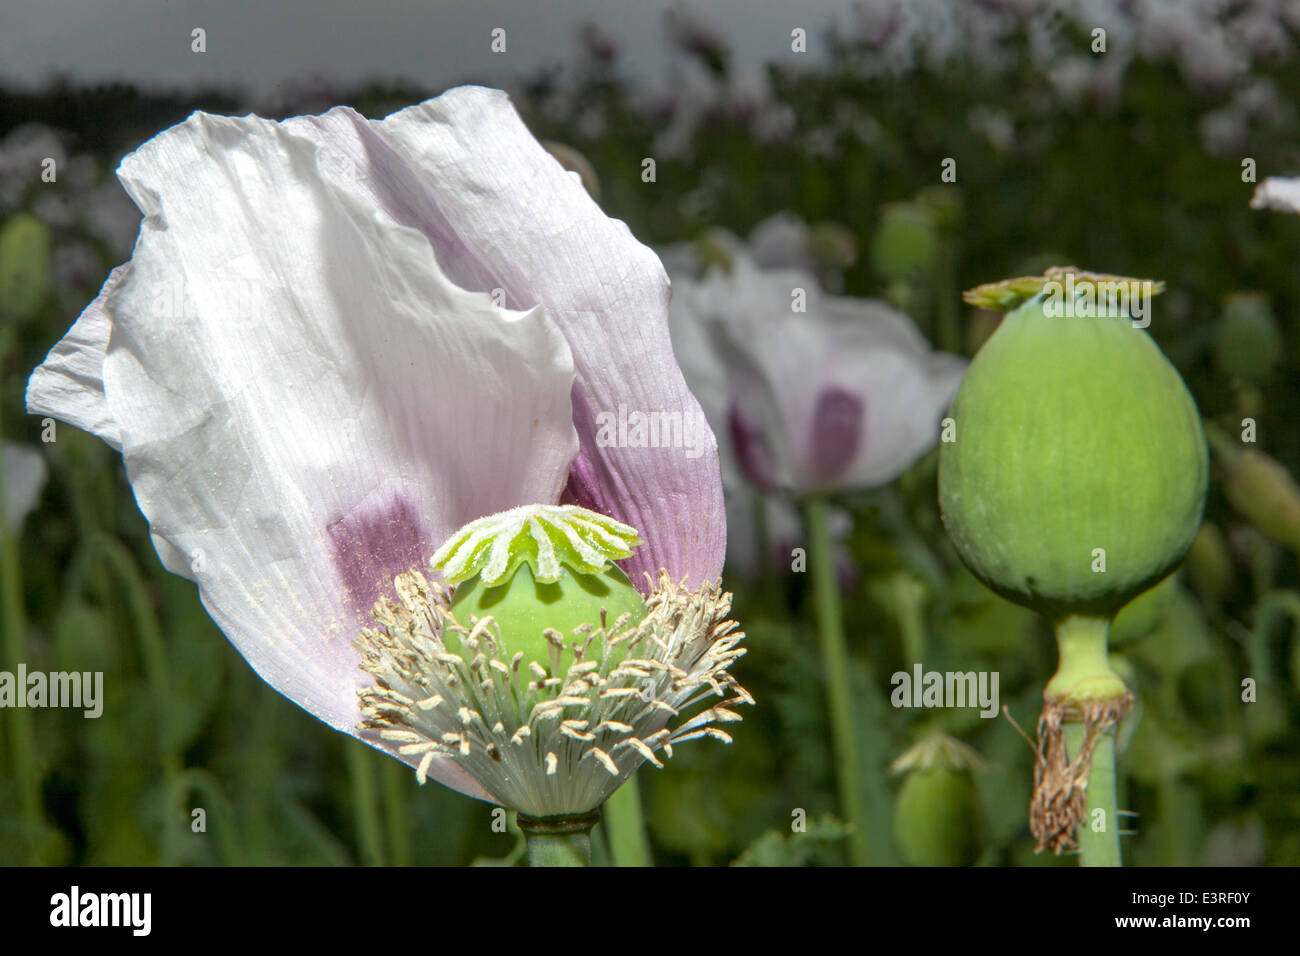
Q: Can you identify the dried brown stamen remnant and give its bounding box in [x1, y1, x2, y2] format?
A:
[1029, 692, 1134, 855]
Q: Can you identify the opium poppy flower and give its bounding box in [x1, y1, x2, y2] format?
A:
[27, 87, 747, 824]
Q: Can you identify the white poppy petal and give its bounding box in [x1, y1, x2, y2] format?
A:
[26, 264, 128, 451]
[34, 111, 581, 801]
[671, 250, 965, 493]
[372, 86, 726, 589]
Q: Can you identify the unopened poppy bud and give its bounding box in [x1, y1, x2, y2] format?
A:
[1222, 448, 1300, 554]
[891, 734, 982, 867]
[1215, 293, 1281, 386]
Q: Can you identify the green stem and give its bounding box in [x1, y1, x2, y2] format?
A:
[1049, 615, 1125, 867]
[1046, 615, 1125, 701]
[805, 496, 867, 865]
[1249, 590, 1300, 686]
[173, 768, 242, 865]
[602, 773, 652, 867]
[890, 574, 926, 668]
[93, 533, 184, 861]
[345, 742, 384, 866]
[1063, 724, 1121, 866]
[0, 438, 45, 861]
[380, 756, 411, 867]
[934, 232, 960, 355]
[518, 811, 599, 867]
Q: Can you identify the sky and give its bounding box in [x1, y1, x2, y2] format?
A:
[0, 0, 861, 96]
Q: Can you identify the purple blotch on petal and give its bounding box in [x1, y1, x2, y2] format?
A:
[327, 494, 430, 619]
[728, 399, 780, 492]
[810, 386, 864, 481]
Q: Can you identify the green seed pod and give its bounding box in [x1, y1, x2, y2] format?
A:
[1214, 293, 1281, 386]
[939, 294, 1208, 619]
[432, 504, 647, 675]
[871, 202, 937, 284]
[0, 212, 52, 321]
[449, 561, 646, 670]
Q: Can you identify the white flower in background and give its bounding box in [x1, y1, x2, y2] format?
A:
[846, 0, 1291, 99]
[1250, 175, 1300, 213]
[3, 443, 47, 534]
[0, 125, 67, 215]
[669, 248, 966, 497]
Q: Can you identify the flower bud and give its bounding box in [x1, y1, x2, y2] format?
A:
[891, 735, 982, 867]
[1222, 448, 1300, 554]
[871, 202, 937, 284]
[1214, 293, 1281, 386]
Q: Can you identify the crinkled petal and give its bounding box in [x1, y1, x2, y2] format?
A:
[30, 111, 581, 801]
[26, 264, 128, 450]
[371, 86, 725, 589]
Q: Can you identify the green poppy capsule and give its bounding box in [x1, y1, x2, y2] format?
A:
[449, 562, 646, 672]
[938, 292, 1208, 619]
[432, 504, 647, 677]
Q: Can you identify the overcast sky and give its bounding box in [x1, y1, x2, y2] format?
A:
[1, 0, 858, 96]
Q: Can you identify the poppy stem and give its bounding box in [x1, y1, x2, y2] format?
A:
[518, 810, 599, 866]
[380, 756, 411, 866]
[1063, 723, 1121, 866]
[806, 496, 868, 865]
[345, 741, 385, 866]
[602, 772, 652, 866]
[1050, 615, 1125, 867]
[0, 405, 46, 862]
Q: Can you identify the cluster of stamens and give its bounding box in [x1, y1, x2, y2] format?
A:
[355, 569, 751, 817]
